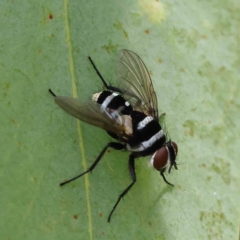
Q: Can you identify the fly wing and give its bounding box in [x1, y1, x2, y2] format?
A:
[54, 96, 131, 138]
[116, 49, 159, 120]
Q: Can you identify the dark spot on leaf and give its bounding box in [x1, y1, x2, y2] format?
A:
[99, 213, 103, 217]
[145, 29, 149, 34]
[158, 58, 162, 63]
[49, 14, 53, 20]
[73, 214, 78, 219]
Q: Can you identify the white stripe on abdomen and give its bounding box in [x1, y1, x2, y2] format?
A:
[127, 129, 164, 152]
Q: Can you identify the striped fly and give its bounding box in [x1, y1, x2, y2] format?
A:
[49, 49, 178, 222]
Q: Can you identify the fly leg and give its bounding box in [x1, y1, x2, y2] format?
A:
[60, 142, 125, 186]
[107, 153, 136, 222]
[49, 89, 56, 97]
[160, 169, 174, 187]
[88, 56, 123, 93]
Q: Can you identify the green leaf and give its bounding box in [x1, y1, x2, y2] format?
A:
[1, 0, 239, 239]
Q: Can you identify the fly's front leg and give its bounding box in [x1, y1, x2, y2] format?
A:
[160, 169, 174, 187]
[60, 142, 125, 186]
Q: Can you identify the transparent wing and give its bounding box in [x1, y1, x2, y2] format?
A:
[54, 96, 131, 138]
[116, 49, 159, 120]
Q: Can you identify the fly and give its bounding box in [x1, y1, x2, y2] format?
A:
[49, 49, 178, 222]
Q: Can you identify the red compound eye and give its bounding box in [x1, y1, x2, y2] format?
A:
[153, 147, 169, 171]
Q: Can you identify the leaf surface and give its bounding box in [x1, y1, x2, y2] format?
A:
[1, 0, 240, 239]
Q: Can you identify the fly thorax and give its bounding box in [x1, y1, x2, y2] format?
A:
[137, 116, 154, 130]
[127, 129, 164, 152]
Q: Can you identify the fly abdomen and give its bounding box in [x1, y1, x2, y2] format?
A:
[92, 90, 133, 140]
[92, 90, 132, 115]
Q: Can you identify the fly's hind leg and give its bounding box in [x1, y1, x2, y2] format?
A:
[60, 142, 125, 186]
[88, 56, 123, 93]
